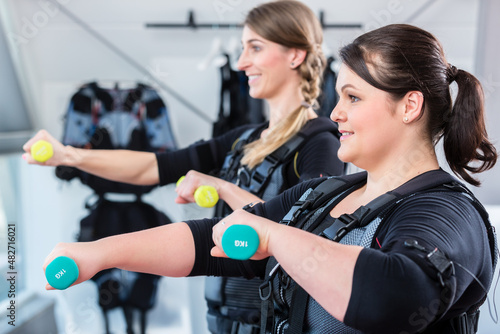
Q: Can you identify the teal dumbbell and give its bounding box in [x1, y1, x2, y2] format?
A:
[221, 225, 260, 260]
[45, 256, 79, 290]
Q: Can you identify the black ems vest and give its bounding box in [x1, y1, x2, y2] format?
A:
[258, 170, 497, 334]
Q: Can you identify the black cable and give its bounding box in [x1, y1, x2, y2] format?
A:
[47, 0, 213, 124]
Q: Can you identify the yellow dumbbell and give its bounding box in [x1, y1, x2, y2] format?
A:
[177, 176, 219, 208]
[31, 140, 53, 163]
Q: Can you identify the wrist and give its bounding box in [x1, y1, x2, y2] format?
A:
[64, 145, 83, 167]
[263, 221, 283, 256]
[216, 178, 231, 201]
[94, 237, 121, 271]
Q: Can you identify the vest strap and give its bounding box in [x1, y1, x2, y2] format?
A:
[286, 286, 309, 334]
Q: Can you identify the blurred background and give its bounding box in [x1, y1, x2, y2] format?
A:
[0, 0, 499, 333]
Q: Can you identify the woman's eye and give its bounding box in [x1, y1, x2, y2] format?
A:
[349, 95, 360, 103]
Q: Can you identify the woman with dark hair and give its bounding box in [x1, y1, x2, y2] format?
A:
[42, 23, 497, 333]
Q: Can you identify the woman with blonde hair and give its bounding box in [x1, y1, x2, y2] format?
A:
[25, 1, 344, 333]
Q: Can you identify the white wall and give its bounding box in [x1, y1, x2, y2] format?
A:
[2, 0, 499, 333]
[474, 0, 500, 204]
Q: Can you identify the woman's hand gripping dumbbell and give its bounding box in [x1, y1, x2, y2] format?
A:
[175, 175, 219, 208]
[221, 224, 260, 260]
[176, 173, 261, 260]
[45, 256, 79, 290]
[210, 209, 274, 261]
[23, 130, 67, 166]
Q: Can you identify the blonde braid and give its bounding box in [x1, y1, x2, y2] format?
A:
[299, 45, 326, 108]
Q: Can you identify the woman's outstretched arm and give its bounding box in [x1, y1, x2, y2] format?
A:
[43, 222, 195, 290]
[23, 130, 160, 185]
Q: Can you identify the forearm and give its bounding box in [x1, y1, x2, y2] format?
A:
[65, 146, 159, 185]
[219, 180, 263, 209]
[103, 222, 195, 277]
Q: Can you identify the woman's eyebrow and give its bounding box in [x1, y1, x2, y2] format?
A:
[336, 83, 358, 94]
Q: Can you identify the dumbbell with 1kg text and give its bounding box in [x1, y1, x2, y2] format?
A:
[177, 176, 259, 259]
[45, 256, 79, 290]
[221, 224, 260, 260]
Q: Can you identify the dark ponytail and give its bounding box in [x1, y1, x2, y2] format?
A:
[443, 67, 497, 186]
[339, 24, 497, 186]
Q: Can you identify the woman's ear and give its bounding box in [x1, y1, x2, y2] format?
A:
[290, 49, 307, 69]
[402, 91, 424, 123]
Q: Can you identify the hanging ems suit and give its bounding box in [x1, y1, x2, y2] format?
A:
[205, 118, 343, 334]
[256, 170, 497, 334]
[55, 81, 177, 334]
[56, 81, 177, 193]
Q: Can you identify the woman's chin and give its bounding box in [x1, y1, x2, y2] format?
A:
[248, 90, 262, 99]
[337, 151, 353, 165]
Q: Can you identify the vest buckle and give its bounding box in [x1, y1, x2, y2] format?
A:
[334, 214, 359, 241]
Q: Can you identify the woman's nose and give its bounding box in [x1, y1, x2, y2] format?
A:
[237, 50, 249, 71]
[330, 102, 344, 123]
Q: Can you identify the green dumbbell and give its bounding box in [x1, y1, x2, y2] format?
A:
[31, 140, 53, 163]
[176, 176, 219, 208]
[221, 225, 260, 260]
[45, 256, 79, 290]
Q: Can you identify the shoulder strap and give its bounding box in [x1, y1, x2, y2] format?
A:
[322, 169, 459, 241]
[281, 172, 367, 228]
[248, 118, 341, 195]
[234, 126, 261, 151]
[282, 173, 366, 334]
[214, 125, 266, 218]
[219, 125, 265, 180]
